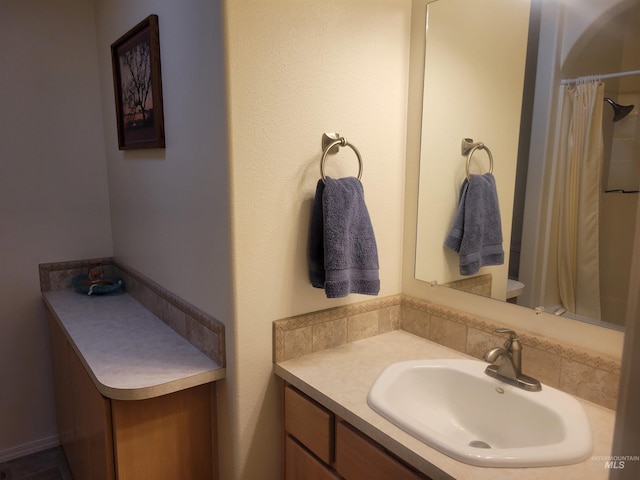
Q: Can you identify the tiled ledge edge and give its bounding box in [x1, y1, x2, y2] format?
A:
[39, 257, 225, 368]
[274, 294, 621, 409]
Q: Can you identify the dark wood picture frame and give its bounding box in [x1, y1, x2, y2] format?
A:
[111, 15, 165, 150]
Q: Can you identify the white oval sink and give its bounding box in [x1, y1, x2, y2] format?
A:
[367, 359, 593, 467]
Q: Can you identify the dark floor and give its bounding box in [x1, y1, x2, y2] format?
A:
[0, 447, 72, 480]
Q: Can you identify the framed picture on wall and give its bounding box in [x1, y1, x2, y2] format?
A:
[111, 14, 165, 150]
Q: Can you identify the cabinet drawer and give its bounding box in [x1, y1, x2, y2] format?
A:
[286, 435, 340, 480]
[336, 421, 427, 480]
[284, 385, 334, 464]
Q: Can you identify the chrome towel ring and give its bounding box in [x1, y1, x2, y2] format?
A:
[320, 133, 363, 183]
[461, 138, 493, 181]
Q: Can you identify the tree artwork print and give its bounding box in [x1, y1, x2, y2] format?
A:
[120, 41, 153, 131]
[111, 15, 165, 149]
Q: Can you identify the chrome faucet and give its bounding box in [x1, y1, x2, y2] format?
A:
[483, 328, 541, 391]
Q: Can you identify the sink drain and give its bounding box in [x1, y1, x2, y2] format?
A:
[469, 440, 492, 449]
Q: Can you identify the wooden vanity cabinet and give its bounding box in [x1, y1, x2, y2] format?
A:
[48, 313, 215, 480]
[284, 383, 334, 464]
[335, 420, 427, 480]
[49, 314, 115, 480]
[110, 384, 213, 480]
[286, 435, 340, 480]
[48, 307, 76, 463]
[284, 384, 431, 480]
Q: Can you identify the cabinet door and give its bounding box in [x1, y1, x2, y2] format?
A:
[47, 315, 75, 459]
[68, 347, 115, 480]
[286, 435, 340, 480]
[111, 383, 214, 480]
[49, 314, 114, 480]
[336, 421, 427, 480]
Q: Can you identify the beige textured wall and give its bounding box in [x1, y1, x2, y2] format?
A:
[0, 0, 113, 459]
[611, 191, 640, 478]
[93, 0, 232, 323]
[224, 1, 410, 477]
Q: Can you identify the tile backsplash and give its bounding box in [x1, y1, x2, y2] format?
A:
[274, 294, 621, 410]
[273, 295, 401, 362]
[39, 257, 225, 368]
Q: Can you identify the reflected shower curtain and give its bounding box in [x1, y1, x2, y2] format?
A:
[553, 78, 604, 319]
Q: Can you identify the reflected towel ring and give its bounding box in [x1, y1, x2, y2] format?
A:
[320, 136, 363, 183]
[464, 142, 494, 181]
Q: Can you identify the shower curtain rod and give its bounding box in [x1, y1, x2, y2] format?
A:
[561, 68, 640, 85]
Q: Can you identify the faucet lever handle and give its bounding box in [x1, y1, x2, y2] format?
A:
[494, 327, 516, 337]
[494, 328, 518, 349]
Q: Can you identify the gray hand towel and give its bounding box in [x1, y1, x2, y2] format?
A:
[308, 179, 326, 289]
[444, 173, 504, 275]
[308, 177, 380, 298]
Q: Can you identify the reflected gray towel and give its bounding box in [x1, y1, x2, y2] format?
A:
[444, 173, 504, 276]
[308, 177, 380, 298]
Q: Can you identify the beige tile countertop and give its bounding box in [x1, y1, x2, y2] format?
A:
[44, 290, 225, 401]
[275, 330, 616, 480]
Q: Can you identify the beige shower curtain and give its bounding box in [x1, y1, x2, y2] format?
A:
[553, 78, 604, 319]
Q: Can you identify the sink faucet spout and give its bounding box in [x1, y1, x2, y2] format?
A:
[483, 347, 518, 381]
[483, 346, 506, 363]
[483, 329, 541, 392]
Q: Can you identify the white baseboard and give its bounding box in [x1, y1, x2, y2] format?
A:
[0, 435, 60, 463]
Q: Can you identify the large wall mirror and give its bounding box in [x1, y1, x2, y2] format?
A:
[415, 0, 640, 332]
